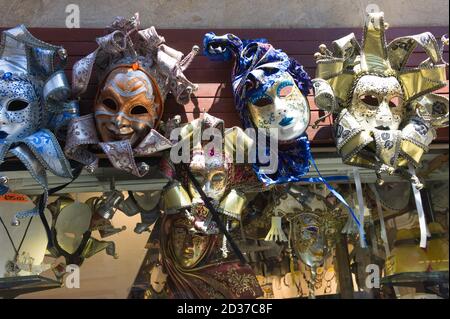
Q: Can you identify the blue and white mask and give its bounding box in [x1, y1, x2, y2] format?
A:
[203, 33, 312, 185]
[0, 25, 77, 222]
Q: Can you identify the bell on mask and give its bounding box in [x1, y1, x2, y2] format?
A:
[219, 189, 246, 220]
[96, 190, 124, 220]
[162, 181, 192, 214]
[382, 222, 449, 286]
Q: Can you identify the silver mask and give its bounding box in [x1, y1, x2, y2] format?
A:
[0, 75, 42, 141]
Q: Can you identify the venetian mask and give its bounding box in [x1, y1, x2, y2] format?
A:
[349, 75, 405, 131]
[47, 197, 118, 265]
[263, 185, 345, 268]
[203, 32, 313, 185]
[313, 11, 448, 176]
[247, 69, 310, 142]
[150, 263, 168, 293]
[95, 66, 163, 147]
[53, 200, 92, 255]
[170, 216, 212, 268]
[176, 114, 230, 203]
[0, 76, 41, 141]
[293, 212, 326, 267]
[204, 33, 311, 142]
[188, 149, 229, 203]
[66, 14, 198, 176]
[1, 25, 74, 222]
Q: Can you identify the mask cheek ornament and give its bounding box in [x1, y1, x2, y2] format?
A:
[0, 78, 41, 141]
[94, 67, 163, 147]
[349, 75, 405, 131]
[247, 73, 310, 142]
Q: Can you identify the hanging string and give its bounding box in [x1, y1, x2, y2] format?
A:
[0, 215, 33, 261]
[369, 184, 390, 255]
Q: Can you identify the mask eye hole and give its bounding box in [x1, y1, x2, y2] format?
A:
[389, 96, 402, 108]
[306, 226, 319, 233]
[360, 95, 380, 107]
[103, 98, 117, 111]
[131, 105, 149, 115]
[211, 172, 226, 183]
[7, 99, 29, 111]
[252, 95, 273, 107]
[263, 67, 279, 76]
[277, 83, 293, 97]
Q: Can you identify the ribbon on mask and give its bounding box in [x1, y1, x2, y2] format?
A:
[369, 184, 390, 255]
[65, 114, 172, 176]
[353, 167, 367, 248]
[0, 129, 73, 223]
[408, 163, 431, 248]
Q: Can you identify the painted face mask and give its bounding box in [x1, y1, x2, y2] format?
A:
[203, 33, 313, 185]
[163, 113, 248, 233]
[313, 11, 449, 183]
[0, 25, 76, 223]
[94, 67, 163, 147]
[160, 213, 262, 299]
[247, 71, 310, 142]
[263, 185, 345, 268]
[150, 263, 168, 294]
[66, 13, 198, 177]
[0, 79, 40, 141]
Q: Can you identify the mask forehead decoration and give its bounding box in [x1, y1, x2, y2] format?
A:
[313, 11, 449, 183]
[0, 25, 75, 222]
[203, 33, 313, 185]
[65, 13, 198, 177]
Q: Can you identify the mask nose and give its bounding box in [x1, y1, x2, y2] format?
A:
[112, 112, 129, 128]
[203, 181, 212, 198]
[375, 102, 393, 127]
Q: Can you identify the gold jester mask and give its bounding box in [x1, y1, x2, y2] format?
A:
[313, 11, 448, 179]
